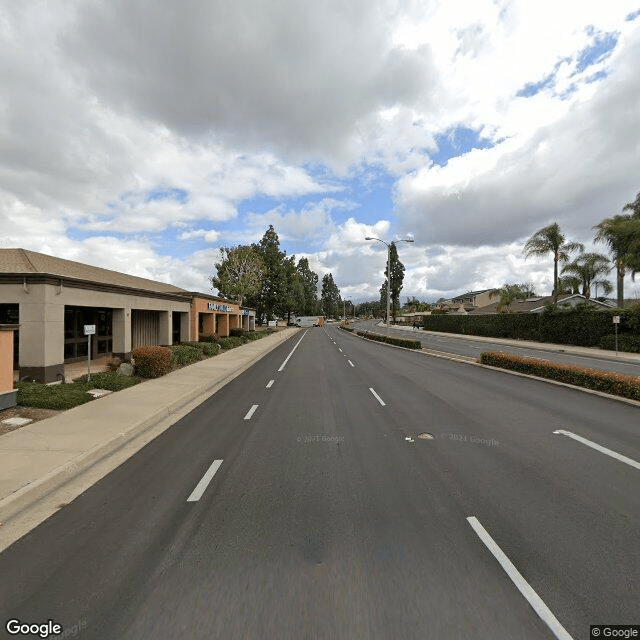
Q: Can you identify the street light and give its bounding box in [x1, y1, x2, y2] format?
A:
[365, 236, 414, 334]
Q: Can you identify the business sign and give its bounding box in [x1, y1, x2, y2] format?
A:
[83, 325, 96, 335]
[242, 310, 254, 316]
[208, 303, 233, 312]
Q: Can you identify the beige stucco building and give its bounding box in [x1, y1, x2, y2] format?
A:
[0, 249, 255, 383]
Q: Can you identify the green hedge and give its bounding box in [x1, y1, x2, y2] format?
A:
[357, 331, 422, 349]
[479, 351, 640, 400]
[170, 344, 202, 367]
[16, 373, 141, 410]
[423, 306, 640, 347]
[132, 345, 172, 378]
[599, 333, 640, 353]
[218, 336, 246, 349]
[229, 328, 245, 337]
[340, 325, 354, 332]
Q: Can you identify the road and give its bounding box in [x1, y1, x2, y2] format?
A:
[355, 319, 640, 377]
[0, 326, 638, 639]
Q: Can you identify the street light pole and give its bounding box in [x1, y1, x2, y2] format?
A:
[365, 236, 414, 336]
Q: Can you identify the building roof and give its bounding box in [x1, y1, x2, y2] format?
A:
[470, 293, 615, 314]
[451, 288, 496, 301]
[0, 249, 188, 295]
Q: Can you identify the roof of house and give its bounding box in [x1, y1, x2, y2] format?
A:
[451, 288, 496, 301]
[470, 293, 615, 314]
[0, 248, 188, 295]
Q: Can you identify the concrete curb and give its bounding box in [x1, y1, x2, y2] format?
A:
[0, 329, 299, 525]
[340, 326, 640, 408]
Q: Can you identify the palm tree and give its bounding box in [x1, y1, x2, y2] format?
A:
[560, 252, 611, 299]
[594, 214, 640, 308]
[523, 223, 584, 304]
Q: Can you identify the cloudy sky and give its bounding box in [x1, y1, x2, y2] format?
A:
[2, 1, 639, 303]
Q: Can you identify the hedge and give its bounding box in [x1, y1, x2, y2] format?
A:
[16, 373, 140, 410]
[599, 333, 640, 353]
[479, 351, 640, 401]
[422, 305, 640, 348]
[199, 334, 220, 343]
[132, 345, 173, 378]
[356, 331, 422, 349]
[229, 328, 245, 337]
[170, 344, 202, 367]
[218, 336, 246, 349]
[340, 325, 354, 332]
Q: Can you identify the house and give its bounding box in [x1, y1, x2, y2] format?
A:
[470, 293, 615, 315]
[451, 289, 499, 309]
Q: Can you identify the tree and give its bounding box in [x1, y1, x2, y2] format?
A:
[594, 214, 640, 308]
[560, 252, 611, 299]
[296, 257, 319, 315]
[281, 256, 305, 323]
[497, 282, 536, 311]
[210, 245, 264, 306]
[250, 225, 287, 322]
[523, 223, 583, 304]
[379, 242, 406, 322]
[321, 273, 341, 319]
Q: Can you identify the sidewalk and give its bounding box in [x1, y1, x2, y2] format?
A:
[0, 329, 299, 549]
[369, 322, 640, 365]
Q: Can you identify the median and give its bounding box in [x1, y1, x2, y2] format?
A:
[351, 328, 422, 350]
[479, 351, 640, 401]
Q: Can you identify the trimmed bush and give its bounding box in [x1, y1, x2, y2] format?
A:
[218, 336, 245, 350]
[356, 331, 422, 349]
[600, 333, 640, 353]
[170, 344, 202, 367]
[479, 351, 640, 401]
[229, 328, 245, 337]
[72, 372, 141, 391]
[340, 325, 354, 332]
[132, 345, 172, 378]
[422, 306, 639, 348]
[199, 334, 220, 343]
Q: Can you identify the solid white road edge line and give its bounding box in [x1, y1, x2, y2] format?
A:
[266, 379, 274, 388]
[552, 430, 640, 470]
[348, 360, 355, 367]
[278, 331, 307, 372]
[244, 404, 259, 420]
[369, 388, 386, 406]
[187, 459, 223, 502]
[466, 516, 574, 640]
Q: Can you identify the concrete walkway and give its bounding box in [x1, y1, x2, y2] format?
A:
[0, 329, 299, 550]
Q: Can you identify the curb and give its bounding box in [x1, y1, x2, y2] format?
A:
[339, 325, 640, 408]
[0, 329, 299, 524]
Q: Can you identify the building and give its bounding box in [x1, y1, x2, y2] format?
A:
[0, 249, 255, 383]
[470, 293, 615, 314]
[451, 289, 499, 310]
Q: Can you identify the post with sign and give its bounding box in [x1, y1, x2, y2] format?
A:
[612, 315, 620, 355]
[84, 324, 96, 380]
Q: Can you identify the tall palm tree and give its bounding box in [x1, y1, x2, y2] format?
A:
[523, 223, 584, 304]
[594, 214, 640, 308]
[560, 252, 612, 299]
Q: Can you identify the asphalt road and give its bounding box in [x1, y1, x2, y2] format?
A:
[355, 319, 640, 377]
[0, 326, 638, 639]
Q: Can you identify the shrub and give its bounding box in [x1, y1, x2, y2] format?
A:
[170, 344, 202, 367]
[218, 336, 245, 350]
[229, 328, 245, 337]
[72, 372, 141, 391]
[199, 334, 220, 343]
[16, 381, 94, 410]
[479, 351, 640, 401]
[422, 307, 639, 347]
[356, 331, 422, 349]
[340, 325, 354, 333]
[132, 345, 172, 378]
[600, 333, 640, 353]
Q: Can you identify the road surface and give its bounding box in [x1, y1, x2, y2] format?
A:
[1, 325, 638, 639]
